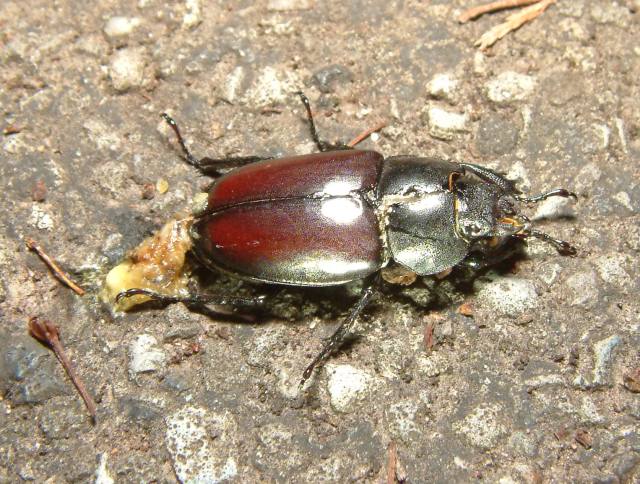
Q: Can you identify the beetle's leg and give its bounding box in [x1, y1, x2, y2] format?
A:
[116, 288, 266, 307]
[458, 163, 519, 194]
[299, 281, 377, 387]
[296, 91, 353, 152]
[516, 188, 577, 203]
[161, 113, 272, 175]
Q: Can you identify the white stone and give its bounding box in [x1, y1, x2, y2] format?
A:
[326, 364, 372, 412]
[386, 401, 421, 441]
[94, 453, 114, 484]
[613, 191, 633, 211]
[565, 270, 599, 307]
[416, 353, 450, 377]
[453, 404, 507, 449]
[427, 107, 467, 140]
[165, 407, 238, 484]
[109, 48, 145, 92]
[594, 254, 631, 287]
[28, 205, 54, 231]
[129, 334, 166, 374]
[486, 72, 536, 104]
[427, 73, 459, 103]
[245, 67, 300, 106]
[103, 17, 141, 39]
[476, 277, 538, 315]
[183, 0, 203, 28]
[580, 396, 605, 424]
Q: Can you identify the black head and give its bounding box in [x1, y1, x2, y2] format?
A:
[454, 175, 577, 256]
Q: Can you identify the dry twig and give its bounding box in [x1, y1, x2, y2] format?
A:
[459, 0, 557, 50]
[28, 317, 97, 421]
[347, 121, 387, 147]
[26, 238, 85, 296]
[387, 441, 398, 484]
[424, 322, 435, 352]
[458, 0, 541, 23]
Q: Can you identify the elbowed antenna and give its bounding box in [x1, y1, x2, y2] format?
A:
[525, 229, 577, 256]
[515, 188, 577, 203]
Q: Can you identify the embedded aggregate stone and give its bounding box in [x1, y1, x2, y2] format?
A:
[128, 334, 167, 375]
[326, 364, 373, 412]
[103, 16, 141, 40]
[565, 270, 601, 308]
[475, 277, 539, 316]
[486, 72, 536, 104]
[109, 48, 146, 92]
[427, 106, 468, 140]
[426, 73, 459, 104]
[165, 406, 238, 483]
[453, 404, 508, 449]
[312, 64, 354, 93]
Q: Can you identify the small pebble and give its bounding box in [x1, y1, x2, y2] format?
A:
[94, 454, 115, 484]
[312, 64, 353, 93]
[565, 270, 600, 308]
[103, 16, 141, 40]
[245, 67, 299, 107]
[28, 205, 54, 231]
[141, 183, 155, 199]
[623, 368, 640, 393]
[486, 72, 536, 104]
[326, 364, 372, 412]
[453, 404, 508, 449]
[593, 254, 631, 287]
[165, 407, 238, 483]
[109, 48, 146, 92]
[476, 277, 538, 316]
[427, 106, 468, 140]
[427, 73, 459, 104]
[183, 0, 203, 29]
[386, 401, 421, 442]
[128, 334, 166, 374]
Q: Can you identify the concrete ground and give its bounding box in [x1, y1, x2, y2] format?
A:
[1, 0, 639, 482]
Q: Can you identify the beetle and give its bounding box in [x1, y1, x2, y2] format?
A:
[117, 92, 576, 386]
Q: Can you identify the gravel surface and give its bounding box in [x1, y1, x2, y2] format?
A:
[1, 1, 639, 482]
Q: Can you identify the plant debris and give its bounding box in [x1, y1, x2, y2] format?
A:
[28, 317, 97, 421]
[26, 238, 85, 296]
[458, 0, 557, 50]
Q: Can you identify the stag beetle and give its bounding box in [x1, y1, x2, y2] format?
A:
[116, 93, 576, 386]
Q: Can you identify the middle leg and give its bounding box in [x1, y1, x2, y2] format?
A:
[299, 278, 378, 387]
[161, 113, 272, 176]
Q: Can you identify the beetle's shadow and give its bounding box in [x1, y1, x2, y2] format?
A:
[122, 241, 529, 325]
[178, 264, 356, 324]
[388, 241, 527, 311]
